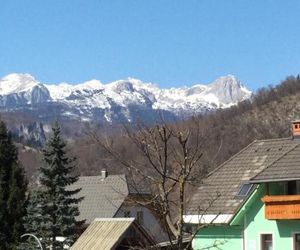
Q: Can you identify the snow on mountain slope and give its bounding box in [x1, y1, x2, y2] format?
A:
[153, 75, 251, 113]
[46, 79, 103, 100]
[0, 73, 252, 123]
[0, 73, 39, 95]
[0, 73, 51, 106]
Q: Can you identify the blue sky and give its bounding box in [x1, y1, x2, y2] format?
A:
[1, 1, 300, 90]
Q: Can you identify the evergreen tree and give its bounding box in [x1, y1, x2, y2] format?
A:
[20, 191, 50, 249]
[38, 122, 83, 249]
[0, 121, 27, 250]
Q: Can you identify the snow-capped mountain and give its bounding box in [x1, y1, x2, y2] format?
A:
[0, 73, 251, 123]
[0, 74, 51, 106]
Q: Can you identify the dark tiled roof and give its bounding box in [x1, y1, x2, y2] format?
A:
[251, 142, 300, 182]
[186, 138, 300, 216]
[70, 174, 151, 224]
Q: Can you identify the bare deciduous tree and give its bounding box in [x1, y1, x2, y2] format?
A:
[90, 120, 210, 249]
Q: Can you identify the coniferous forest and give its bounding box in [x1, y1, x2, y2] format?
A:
[0, 122, 83, 249]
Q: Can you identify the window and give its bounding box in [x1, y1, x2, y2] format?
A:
[137, 210, 144, 225]
[236, 184, 253, 197]
[124, 210, 131, 217]
[287, 181, 300, 195]
[294, 234, 300, 250]
[261, 234, 272, 250]
[288, 181, 297, 195]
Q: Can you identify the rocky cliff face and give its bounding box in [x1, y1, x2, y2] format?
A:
[10, 122, 46, 147]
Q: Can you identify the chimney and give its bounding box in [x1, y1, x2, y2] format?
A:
[292, 120, 300, 138]
[101, 169, 108, 179]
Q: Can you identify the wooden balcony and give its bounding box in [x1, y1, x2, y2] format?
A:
[261, 195, 300, 220]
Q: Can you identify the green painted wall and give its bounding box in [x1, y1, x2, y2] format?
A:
[244, 184, 300, 250]
[193, 183, 300, 250]
[193, 225, 243, 250]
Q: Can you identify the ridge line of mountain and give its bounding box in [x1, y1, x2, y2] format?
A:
[0, 73, 252, 123]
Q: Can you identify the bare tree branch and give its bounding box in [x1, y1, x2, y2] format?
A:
[89, 119, 217, 249]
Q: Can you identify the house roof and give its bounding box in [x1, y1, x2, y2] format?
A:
[70, 218, 135, 250]
[250, 142, 300, 182]
[185, 138, 300, 219]
[70, 174, 151, 224]
[70, 218, 155, 250]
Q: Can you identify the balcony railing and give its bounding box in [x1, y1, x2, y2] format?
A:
[261, 195, 300, 220]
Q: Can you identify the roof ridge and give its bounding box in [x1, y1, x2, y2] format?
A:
[94, 217, 135, 222]
[250, 141, 300, 181]
[206, 140, 258, 178]
[79, 174, 125, 178]
[255, 137, 292, 142]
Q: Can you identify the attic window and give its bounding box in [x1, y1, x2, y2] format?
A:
[124, 210, 131, 218]
[236, 184, 253, 197]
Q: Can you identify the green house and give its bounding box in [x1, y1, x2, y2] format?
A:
[184, 121, 300, 250]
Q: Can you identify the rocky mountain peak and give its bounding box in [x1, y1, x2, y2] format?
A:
[0, 73, 40, 95]
[109, 80, 135, 93]
[207, 75, 251, 105]
[209, 75, 241, 89]
[77, 79, 102, 90]
[2, 73, 37, 83]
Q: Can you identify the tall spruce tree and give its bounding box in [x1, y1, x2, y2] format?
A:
[38, 122, 83, 249]
[0, 121, 27, 250]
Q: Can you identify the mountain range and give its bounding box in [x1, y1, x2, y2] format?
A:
[0, 73, 251, 124]
[12, 73, 300, 179]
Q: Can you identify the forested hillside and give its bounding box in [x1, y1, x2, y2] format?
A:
[197, 75, 300, 168]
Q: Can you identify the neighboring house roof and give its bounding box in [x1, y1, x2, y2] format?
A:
[70, 218, 155, 250]
[185, 138, 300, 223]
[70, 218, 134, 250]
[70, 174, 151, 224]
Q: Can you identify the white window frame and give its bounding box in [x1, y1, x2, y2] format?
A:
[259, 232, 274, 250]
